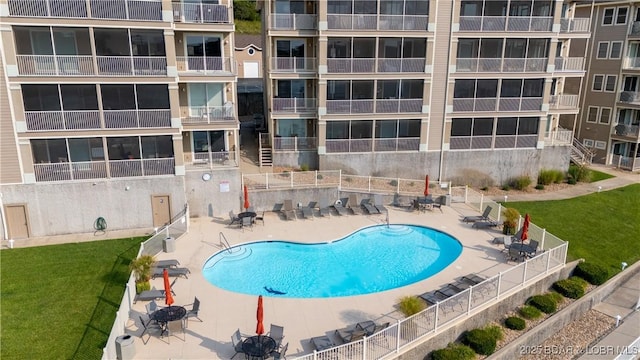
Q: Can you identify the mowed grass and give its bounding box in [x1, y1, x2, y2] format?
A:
[588, 169, 615, 183]
[235, 20, 262, 34]
[508, 184, 640, 276]
[0, 237, 144, 360]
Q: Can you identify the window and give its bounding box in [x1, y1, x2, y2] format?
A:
[592, 75, 604, 91]
[616, 7, 628, 25]
[136, 85, 169, 109]
[522, 79, 544, 97]
[451, 118, 472, 136]
[141, 136, 174, 158]
[599, 107, 611, 124]
[31, 139, 67, 163]
[68, 138, 104, 162]
[61, 85, 98, 110]
[597, 42, 609, 59]
[326, 121, 349, 139]
[595, 141, 607, 150]
[107, 137, 140, 160]
[605, 75, 617, 92]
[454, 79, 498, 98]
[603, 8, 614, 25]
[609, 42, 623, 59]
[583, 139, 594, 147]
[22, 84, 61, 111]
[586, 106, 598, 123]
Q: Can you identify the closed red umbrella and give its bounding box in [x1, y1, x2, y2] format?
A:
[256, 295, 264, 335]
[424, 175, 430, 197]
[244, 185, 250, 210]
[163, 268, 174, 306]
[521, 213, 531, 241]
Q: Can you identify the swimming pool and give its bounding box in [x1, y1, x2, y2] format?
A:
[202, 224, 462, 298]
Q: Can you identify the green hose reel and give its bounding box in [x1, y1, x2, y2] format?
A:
[94, 217, 107, 231]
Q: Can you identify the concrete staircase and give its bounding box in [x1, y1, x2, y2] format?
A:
[259, 147, 273, 167]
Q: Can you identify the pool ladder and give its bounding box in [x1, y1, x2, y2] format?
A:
[219, 232, 232, 254]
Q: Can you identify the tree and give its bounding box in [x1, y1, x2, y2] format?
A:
[234, 0, 259, 21]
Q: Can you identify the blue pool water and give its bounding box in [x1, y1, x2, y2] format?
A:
[202, 224, 462, 298]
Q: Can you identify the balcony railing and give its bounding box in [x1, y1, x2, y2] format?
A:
[630, 21, 640, 37]
[554, 57, 584, 72]
[328, 58, 426, 73]
[182, 106, 235, 123]
[270, 14, 317, 30]
[624, 57, 640, 70]
[188, 151, 236, 168]
[327, 58, 375, 73]
[459, 16, 552, 32]
[326, 137, 420, 153]
[103, 109, 171, 128]
[560, 18, 590, 33]
[33, 158, 174, 182]
[619, 91, 640, 104]
[377, 58, 425, 72]
[176, 56, 234, 74]
[272, 98, 317, 113]
[549, 94, 579, 110]
[25, 110, 101, 131]
[452, 97, 542, 112]
[456, 58, 546, 72]
[96, 56, 167, 76]
[16, 55, 94, 76]
[271, 57, 317, 73]
[326, 99, 422, 114]
[327, 14, 428, 31]
[273, 137, 317, 151]
[90, 0, 162, 21]
[544, 127, 572, 146]
[8, 0, 88, 18]
[172, 2, 230, 23]
[612, 155, 640, 171]
[613, 124, 640, 137]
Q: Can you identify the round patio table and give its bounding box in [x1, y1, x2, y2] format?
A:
[242, 335, 276, 360]
[238, 211, 257, 219]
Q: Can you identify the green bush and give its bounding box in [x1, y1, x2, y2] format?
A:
[553, 277, 587, 299]
[519, 305, 542, 319]
[568, 164, 592, 182]
[574, 262, 609, 285]
[505, 316, 526, 330]
[568, 177, 577, 185]
[233, 0, 260, 21]
[538, 169, 565, 185]
[501, 184, 511, 191]
[389, 179, 398, 186]
[136, 281, 150, 294]
[485, 325, 503, 341]
[431, 343, 477, 360]
[316, 174, 323, 180]
[510, 176, 532, 190]
[527, 294, 557, 314]
[535, 184, 545, 190]
[462, 328, 497, 355]
[548, 291, 565, 304]
[398, 295, 425, 316]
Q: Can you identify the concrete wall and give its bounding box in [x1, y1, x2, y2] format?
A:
[274, 151, 319, 170]
[184, 168, 241, 218]
[319, 152, 441, 179]
[0, 176, 186, 238]
[227, 187, 340, 213]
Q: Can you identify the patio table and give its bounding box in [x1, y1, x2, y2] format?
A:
[242, 335, 276, 360]
[151, 306, 186, 336]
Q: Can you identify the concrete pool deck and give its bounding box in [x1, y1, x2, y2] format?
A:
[126, 202, 516, 359]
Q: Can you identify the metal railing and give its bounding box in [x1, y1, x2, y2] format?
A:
[90, 0, 162, 21]
[327, 14, 429, 31]
[16, 55, 94, 76]
[181, 105, 235, 123]
[624, 57, 640, 69]
[33, 158, 173, 181]
[549, 94, 579, 109]
[459, 16, 552, 32]
[271, 57, 317, 73]
[613, 124, 640, 137]
[272, 98, 317, 113]
[630, 21, 640, 36]
[452, 97, 542, 112]
[554, 57, 584, 72]
[96, 56, 167, 76]
[612, 155, 640, 171]
[273, 137, 317, 151]
[560, 18, 590, 33]
[108, 158, 175, 177]
[619, 91, 640, 104]
[242, 170, 341, 190]
[456, 58, 546, 72]
[325, 138, 421, 153]
[25, 110, 101, 131]
[186, 151, 236, 169]
[103, 109, 171, 128]
[270, 13, 317, 30]
[176, 56, 234, 74]
[544, 127, 572, 146]
[326, 99, 422, 114]
[8, 0, 88, 17]
[327, 58, 375, 73]
[172, 1, 231, 23]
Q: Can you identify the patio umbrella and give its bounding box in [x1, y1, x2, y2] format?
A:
[163, 268, 174, 306]
[256, 295, 264, 336]
[424, 175, 430, 197]
[243, 185, 250, 210]
[521, 213, 531, 241]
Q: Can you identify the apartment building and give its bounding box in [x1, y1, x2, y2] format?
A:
[0, 0, 241, 239]
[575, 0, 640, 171]
[260, 0, 591, 182]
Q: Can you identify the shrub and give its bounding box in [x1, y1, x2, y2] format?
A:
[527, 294, 557, 314]
[501, 184, 511, 191]
[389, 179, 398, 186]
[135, 281, 150, 294]
[485, 325, 503, 341]
[568, 164, 592, 182]
[316, 174, 323, 180]
[519, 305, 542, 319]
[548, 291, 565, 304]
[505, 316, 526, 330]
[538, 169, 565, 185]
[574, 262, 609, 285]
[398, 295, 425, 316]
[535, 184, 545, 190]
[431, 343, 476, 360]
[502, 207, 520, 235]
[553, 277, 587, 299]
[233, 0, 260, 21]
[463, 328, 497, 355]
[568, 177, 577, 185]
[510, 176, 532, 190]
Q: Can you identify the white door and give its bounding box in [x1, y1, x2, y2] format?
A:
[244, 61, 259, 78]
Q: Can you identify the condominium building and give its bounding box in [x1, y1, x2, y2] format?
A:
[575, 0, 640, 171]
[260, 0, 591, 181]
[0, 0, 241, 239]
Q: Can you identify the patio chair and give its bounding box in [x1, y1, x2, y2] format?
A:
[229, 211, 241, 227]
[155, 259, 179, 268]
[332, 198, 348, 215]
[301, 202, 315, 220]
[268, 324, 285, 349]
[373, 194, 388, 213]
[282, 199, 296, 220]
[145, 300, 159, 315]
[472, 219, 503, 229]
[184, 297, 202, 327]
[152, 267, 190, 279]
[462, 206, 492, 223]
[526, 240, 539, 257]
[508, 247, 525, 262]
[310, 335, 335, 351]
[254, 211, 265, 225]
[418, 290, 449, 305]
[164, 319, 185, 343]
[461, 273, 486, 285]
[139, 315, 162, 344]
[348, 194, 363, 215]
[335, 325, 366, 344]
[231, 329, 246, 359]
[241, 216, 253, 231]
[271, 342, 288, 360]
[318, 196, 331, 217]
[361, 198, 380, 214]
[501, 236, 513, 252]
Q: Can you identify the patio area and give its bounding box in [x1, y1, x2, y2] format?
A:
[125, 202, 519, 359]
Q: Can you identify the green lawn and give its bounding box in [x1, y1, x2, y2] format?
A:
[589, 169, 615, 183]
[235, 20, 262, 34]
[0, 237, 145, 360]
[507, 184, 640, 276]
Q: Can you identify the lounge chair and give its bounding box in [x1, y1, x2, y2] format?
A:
[462, 206, 492, 223]
[301, 202, 315, 220]
[155, 259, 179, 268]
[348, 194, 363, 215]
[361, 198, 380, 214]
[472, 219, 503, 229]
[282, 199, 296, 220]
[230, 329, 245, 359]
[318, 196, 331, 217]
[229, 211, 241, 226]
[448, 280, 472, 291]
[268, 324, 285, 349]
[332, 198, 348, 216]
[373, 194, 388, 213]
[310, 335, 335, 351]
[135, 287, 165, 303]
[461, 274, 486, 285]
[335, 325, 366, 343]
[418, 290, 449, 305]
[436, 284, 463, 298]
[152, 266, 190, 279]
[356, 320, 390, 336]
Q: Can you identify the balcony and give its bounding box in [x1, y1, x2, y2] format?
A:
[187, 151, 236, 168]
[619, 91, 640, 105]
[8, 0, 88, 18]
[612, 155, 640, 171]
[377, 58, 425, 73]
[456, 58, 546, 73]
[90, 0, 162, 21]
[560, 18, 590, 33]
[33, 158, 174, 182]
[325, 137, 420, 153]
[24, 109, 171, 131]
[613, 124, 640, 138]
[459, 16, 552, 32]
[273, 137, 317, 151]
[549, 94, 579, 110]
[272, 98, 317, 114]
[327, 59, 375, 73]
[172, 1, 231, 24]
[176, 56, 235, 75]
[630, 21, 640, 37]
[181, 106, 235, 124]
[16, 55, 94, 76]
[327, 57, 425, 73]
[269, 14, 317, 30]
[271, 58, 317, 73]
[624, 57, 640, 70]
[554, 57, 585, 72]
[326, 99, 422, 114]
[103, 110, 171, 128]
[96, 56, 167, 76]
[544, 127, 572, 146]
[452, 97, 542, 112]
[327, 14, 428, 31]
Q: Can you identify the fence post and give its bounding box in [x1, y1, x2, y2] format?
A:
[362, 337, 367, 360]
[517, 215, 523, 230]
[368, 176, 371, 192]
[467, 288, 473, 314]
[541, 228, 546, 250]
[294, 136, 298, 152]
[546, 248, 552, 273]
[522, 260, 528, 285]
[396, 320, 401, 354]
[496, 273, 502, 300]
[497, 203, 502, 222]
[448, 181, 452, 195]
[434, 303, 439, 331]
[396, 177, 400, 194]
[478, 192, 482, 210]
[315, 170, 318, 187]
[338, 169, 342, 190]
[265, 173, 269, 189]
